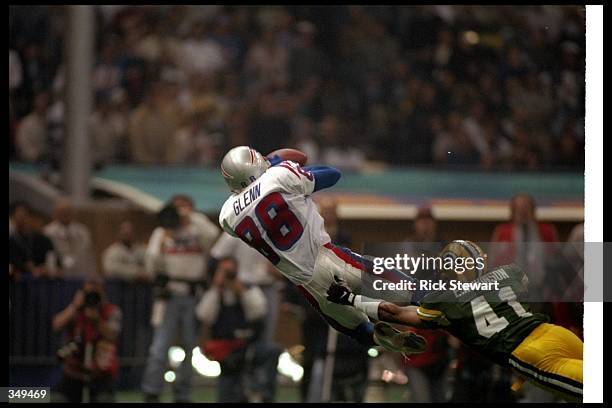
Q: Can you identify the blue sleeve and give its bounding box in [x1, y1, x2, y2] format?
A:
[304, 165, 341, 192]
[267, 155, 283, 167]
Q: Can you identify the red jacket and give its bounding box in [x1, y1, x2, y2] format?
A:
[490, 222, 558, 266]
[64, 303, 121, 380]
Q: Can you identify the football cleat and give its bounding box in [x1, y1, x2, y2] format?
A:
[373, 321, 428, 357]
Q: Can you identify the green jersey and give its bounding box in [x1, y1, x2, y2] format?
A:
[417, 264, 549, 366]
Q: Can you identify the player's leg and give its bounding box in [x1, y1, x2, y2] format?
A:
[173, 295, 198, 402]
[319, 243, 419, 304]
[141, 297, 182, 400]
[302, 245, 427, 353]
[509, 323, 583, 402]
[297, 284, 377, 347]
[297, 283, 427, 355]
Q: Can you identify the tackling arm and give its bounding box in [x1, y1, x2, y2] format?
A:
[327, 281, 447, 328]
[377, 302, 424, 328]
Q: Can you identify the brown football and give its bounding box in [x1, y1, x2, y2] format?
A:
[266, 148, 308, 166]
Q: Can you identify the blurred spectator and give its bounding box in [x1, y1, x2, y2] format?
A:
[9, 6, 585, 171]
[196, 257, 280, 403]
[89, 91, 130, 166]
[553, 119, 584, 169]
[244, 27, 289, 92]
[209, 235, 283, 400]
[9, 200, 60, 280]
[9, 48, 23, 92]
[92, 38, 123, 98]
[433, 111, 479, 166]
[43, 198, 95, 279]
[402, 329, 450, 402]
[404, 206, 444, 259]
[179, 20, 226, 77]
[102, 221, 147, 282]
[318, 114, 366, 171]
[171, 101, 220, 165]
[9, 49, 23, 136]
[51, 277, 122, 402]
[210, 232, 281, 344]
[289, 21, 327, 90]
[490, 193, 559, 289]
[408, 206, 440, 243]
[128, 82, 183, 165]
[248, 88, 292, 155]
[291, 116, 320, 163]
[565, 222, 584, 266]
[141, 195, 219, 403]
[15, 91, 49, 162]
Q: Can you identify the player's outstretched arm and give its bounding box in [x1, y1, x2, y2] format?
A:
[326, 280, 423, 327]
[305, 165, 341, 192]
[327, 278, 442, 327]
[378, 302, 423, 328]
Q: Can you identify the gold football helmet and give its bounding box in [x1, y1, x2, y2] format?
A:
[439, 240, 488, 282]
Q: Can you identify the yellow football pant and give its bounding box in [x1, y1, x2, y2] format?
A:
[510, 323, 583, 401]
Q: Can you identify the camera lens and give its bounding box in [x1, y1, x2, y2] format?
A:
[84, 291, 101, 307]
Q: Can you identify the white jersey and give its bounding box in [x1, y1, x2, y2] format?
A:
[219, 160, 330, 285]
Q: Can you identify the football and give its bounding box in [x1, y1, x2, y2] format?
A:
[266, 148, 308, 166]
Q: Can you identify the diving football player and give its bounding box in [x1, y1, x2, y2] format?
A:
[326, 240, 583, 402]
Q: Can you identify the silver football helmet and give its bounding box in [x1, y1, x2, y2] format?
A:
[220, 146, 270, 193]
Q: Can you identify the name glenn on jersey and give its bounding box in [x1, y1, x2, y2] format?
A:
[233, 183, 262, 215]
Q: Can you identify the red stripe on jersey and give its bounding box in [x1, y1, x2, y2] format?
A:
[296, 284, 354, 333]
[278, 163, 300, 178]
[323, 242, 365, 271]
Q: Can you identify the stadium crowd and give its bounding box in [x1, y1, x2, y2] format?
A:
[9, 5, 584, 171]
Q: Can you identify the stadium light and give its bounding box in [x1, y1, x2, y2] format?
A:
[191, 347, 221, 377]
[277, 351, 304, 382]
[464, 30, 480, 45]
[168, 346, 186, 368]
[164, 370, 176, 383]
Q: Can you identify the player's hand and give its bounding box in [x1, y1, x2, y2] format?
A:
[326, 277, 355, 306]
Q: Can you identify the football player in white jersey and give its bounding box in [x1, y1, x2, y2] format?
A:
[218, 146, 427, 355]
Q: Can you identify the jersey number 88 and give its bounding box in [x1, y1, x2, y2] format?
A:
[235, 192, 304, 264]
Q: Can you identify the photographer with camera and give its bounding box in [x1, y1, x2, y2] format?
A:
[51, 276, 122, 402]
[141, 195, 220, 403]
[197, 256, 281, 403]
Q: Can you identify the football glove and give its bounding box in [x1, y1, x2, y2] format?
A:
[326, 277, 356, 306]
